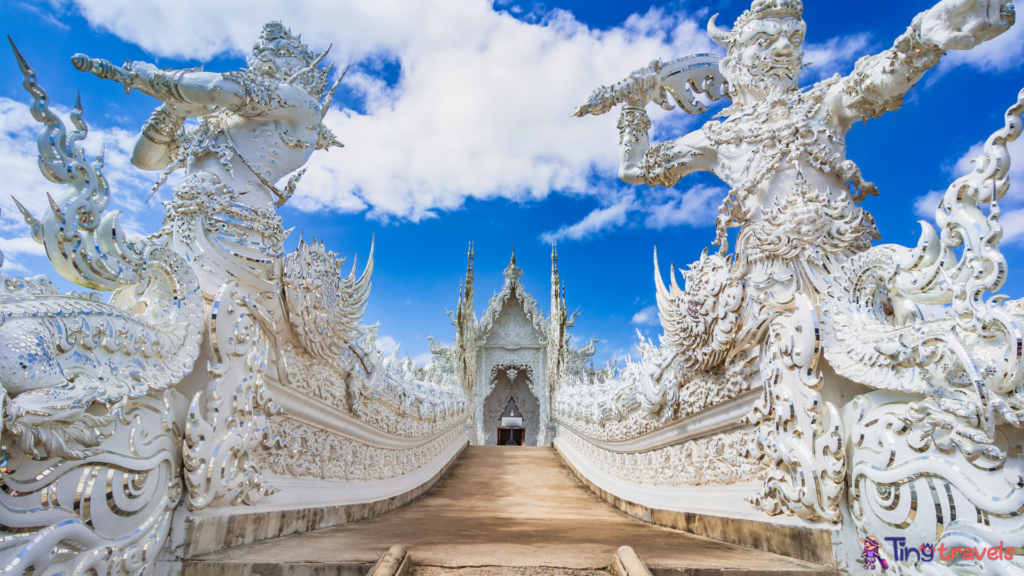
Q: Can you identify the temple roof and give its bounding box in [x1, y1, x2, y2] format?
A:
[475, 248, 548, 347]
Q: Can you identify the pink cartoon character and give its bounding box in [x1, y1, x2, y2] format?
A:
[861, 537, 890, 570]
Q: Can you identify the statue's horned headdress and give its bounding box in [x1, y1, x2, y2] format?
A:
[707, 0, 804, 48]
[252, 21, 314, 64]
[250, 20, 345, 102]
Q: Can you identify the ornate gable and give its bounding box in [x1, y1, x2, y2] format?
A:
[476, 250, 548, 348]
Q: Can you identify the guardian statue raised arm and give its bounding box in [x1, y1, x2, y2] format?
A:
[74, 21, 343, 208]
[579, 0, 1013, 255]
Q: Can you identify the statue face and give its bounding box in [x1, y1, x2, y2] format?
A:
[249, 38, 306, 79]
[730, 16, 805, 97]
[721, 284, 743, 313]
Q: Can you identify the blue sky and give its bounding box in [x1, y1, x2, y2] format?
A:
[1, 0, 1022, 365]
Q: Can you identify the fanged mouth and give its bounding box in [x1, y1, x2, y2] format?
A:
[764, 60, 799, 78]
[767, 67, 796, 79]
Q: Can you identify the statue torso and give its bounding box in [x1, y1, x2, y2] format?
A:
[189, 81, 321, 208]
[160, 81, 322, 303]
[701, 76, 865, 227]
[686, 76, 879, 304]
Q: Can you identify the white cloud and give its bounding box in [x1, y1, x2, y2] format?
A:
[412, 352, 433, 366]
[631, 304, 659, 326]
[643, 184, 723, 229]
[538, 183, 725, 243]
[0, 236, 46, 273]
[935, 20, 1024, 77]
[801, 33, 873, 80]
[1000, 208, 1024, 244]
[540, 193, 635, 243]
[913, 190, 944, 220]
[377, 335, 399, 354]
[64, 0, 721, 222]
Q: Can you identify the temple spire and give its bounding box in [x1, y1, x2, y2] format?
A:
[454, 241, 477, 397]
[550, 242, 561, 320]
[464, 241, 474, 312]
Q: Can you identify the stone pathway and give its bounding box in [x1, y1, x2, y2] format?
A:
[185, 446, 836, 575]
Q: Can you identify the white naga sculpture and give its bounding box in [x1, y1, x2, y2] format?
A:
[574, 0, 1024, 571]
[0, 22, 410, 576]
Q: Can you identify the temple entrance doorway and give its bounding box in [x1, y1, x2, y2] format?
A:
[497, 398, 525, 446]
[482, 365, 540, 446]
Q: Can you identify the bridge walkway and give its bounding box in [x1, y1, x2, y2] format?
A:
[185, 446, 835, 575]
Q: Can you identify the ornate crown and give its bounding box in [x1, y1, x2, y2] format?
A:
[708, 0, 804, 48]
[249, 21, 337, 100]
[735, 0, 803, 28]
[252, 21, 313, 65]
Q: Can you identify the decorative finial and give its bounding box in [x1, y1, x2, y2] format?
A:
[503, 246, 523, 285]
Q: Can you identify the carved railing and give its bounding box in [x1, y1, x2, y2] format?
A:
[553, 332, 767, 489]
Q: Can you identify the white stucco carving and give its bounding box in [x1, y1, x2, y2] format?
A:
[257, 420, 464, 481]
[567, 0, 1019, 572]
[0, 390, 188, 576]
[3, 2, 1022, 574]
[1, 22, 468, 575]
[557, 425, 767, 486]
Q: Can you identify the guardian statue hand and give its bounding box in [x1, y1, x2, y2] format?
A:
[918, 0, 1015, 51]
[573, 60, 671, 117]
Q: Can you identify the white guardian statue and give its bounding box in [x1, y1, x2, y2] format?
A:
[573, 0, 1024, 572]
[0, 21, 443, 576]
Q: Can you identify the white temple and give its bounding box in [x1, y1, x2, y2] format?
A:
[452, 245, 593, 447]
[1, 1, 1022, 573]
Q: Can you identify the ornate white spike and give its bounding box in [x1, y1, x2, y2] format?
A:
[286, 44, 330, 84]
[320, 64, 348, 119]
[10, 196, 42, 243]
